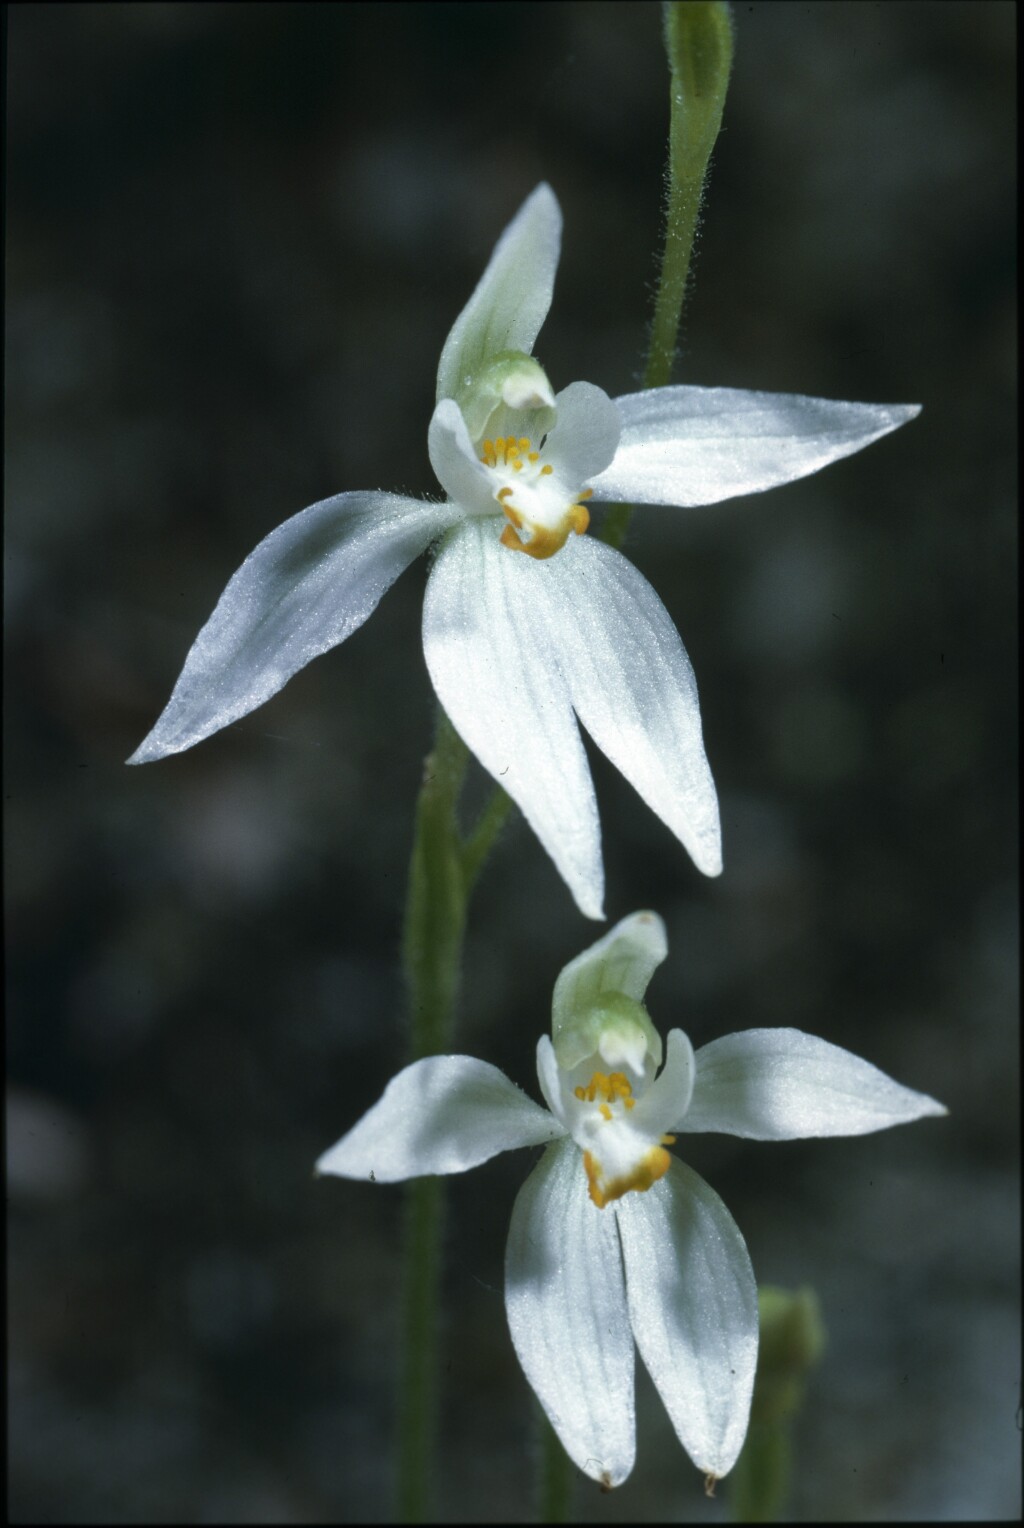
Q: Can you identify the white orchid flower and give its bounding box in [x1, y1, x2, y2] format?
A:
[316, 911, 945, 1489]
[129, 185, 920, 919]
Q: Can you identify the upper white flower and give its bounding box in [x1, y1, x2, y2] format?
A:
[316, 911, 945, 1489]
[128, 185, 921, 919]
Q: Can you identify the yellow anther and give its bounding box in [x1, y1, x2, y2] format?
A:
[570, 504, 590, 536]
[527, 452, 539, 463]
[574, 1085, 587, 1101]
[513, 460, 523, 471]
[577, 1070, 635, 1104]
[578, 487, 593, 501]
[599, 1103, 613, 1121]
[518, 437, 530, 450]
[624, 1097, 635, 1111]
[540, 464, 553, 476]
[661, 1133, 676, 1146]
[497, 486, 514, 500]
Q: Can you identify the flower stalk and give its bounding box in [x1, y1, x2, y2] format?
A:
[397, 709, 466, 1520]
[601, 0, 734, 552]
[397, 707, 512, 1519]
[647, 0, 734, 392]
[402, 708, 470, 1063]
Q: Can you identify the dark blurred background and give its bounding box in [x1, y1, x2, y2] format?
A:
[6, 2, 1018, 1521]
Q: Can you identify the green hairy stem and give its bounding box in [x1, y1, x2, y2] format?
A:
[396, 709, 511, 1519]
[600, 0, 733, 553]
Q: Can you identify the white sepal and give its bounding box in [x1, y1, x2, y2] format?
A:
[551, 912, 668, 1072]
[617, 1157, 758, 1480]
[506, 1138, 636, 1488]
[679, 1028, 948, 1139]
[553, 911, 668, 1013]
[589, 387, 921, 508]
[532, 536, 722, 876]
[129, 491, 460, 764]
[315, 1055, 563, 1183]
[436, 184, 562, 405]
[422, 520, 605, 919]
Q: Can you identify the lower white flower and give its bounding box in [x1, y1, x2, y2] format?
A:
[316, 912, 946, 1488]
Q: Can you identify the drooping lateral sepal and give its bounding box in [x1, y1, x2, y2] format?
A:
[422, 520, 605, 919]
[529, 536, 723, 877]
[505, 1138, 636, 1488]
[617, 1156, 758, 1480]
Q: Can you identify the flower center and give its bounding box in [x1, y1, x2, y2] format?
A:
[574, 1070, 638, 1112]
[573, 1068, 674, 1210]
[480, 436, 593, 561]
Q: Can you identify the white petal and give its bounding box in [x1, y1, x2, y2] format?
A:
[315, 1055, 563, 1183]
[505, 1138, 636, 1488]
[422, 520, 605, 919]
[680, 1028, 948, 1139]
[532, 536, 722, 876]
[543, 382, 621, 485]
[436, 184, 562, 404]
[631, 1028, 696, 1137]
[428, 399, 498, 517]
[617, 1158, 758, 1480]
[551, 912, 668, 1039]
[129, 491, 460, 764]
[534, 1035, 566, 1125]
[589, 387, 922, 507]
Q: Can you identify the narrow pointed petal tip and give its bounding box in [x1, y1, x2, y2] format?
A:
[422, 520, 606, 921]
[505, 1139, 637, 1488]
[618, 1160, 758, 1480]
[528, 536, 723, 880]
[127, 491, 460, 765]
[682, 1028, 948, 1140]
[591, 388, 923, 510]
[316, 1054, 563, 1183]
[436, 183, 562, 405]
